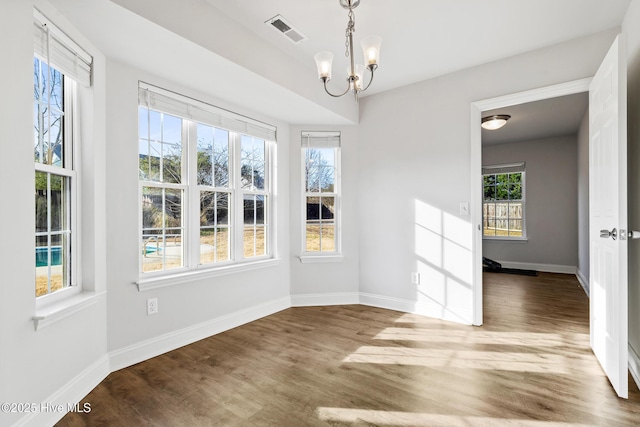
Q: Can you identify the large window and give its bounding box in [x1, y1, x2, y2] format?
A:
[482, 163, 525, 239]
[33, 11, 92, 298]
[138, 84, 275, 277]
[302, 131, 340, 255]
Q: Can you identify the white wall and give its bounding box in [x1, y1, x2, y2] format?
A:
[289, 125, 360, 304]
[623, 0, 640, 377]
[358, 29, 618, 325]
[104, 60, 292, 358]
[0, 1, 109, 426]
[482, 136, 578, 269]
[577, 111, 590, 289]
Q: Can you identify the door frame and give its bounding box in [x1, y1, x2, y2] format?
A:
[469, 78, 592, 326]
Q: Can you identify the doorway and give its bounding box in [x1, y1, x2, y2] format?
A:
[469, 78, 592, 326]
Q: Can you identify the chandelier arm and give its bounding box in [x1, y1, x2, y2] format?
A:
[323, 78, 352, 98]
[359, 66, 376, 92]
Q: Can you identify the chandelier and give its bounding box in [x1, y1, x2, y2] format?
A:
[313, 0, 381, 101]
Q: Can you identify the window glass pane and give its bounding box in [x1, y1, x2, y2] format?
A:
[35, 171, 48, 233]
[149, 110, 161, 142]
[510, 183, 522, 200]
[200, 191, 230, 227]
[46, 109, 64, 167]
[214, 128, 230, 187]
[256, 195, 265, 225]
[164, 228, 183, 270]
[142, 187, 162, 229]
[484, 185, 495, 201]
[162, 143, 182, 184]
[146, 141, 162, 182]
[509, 220, 523, 237]
[200, 227, 230, 264]
[241, 136, 265, 190]
[321, 197, 335, 220]
[197, 124, 213, 186]
[306, 225, 320, 252]
[49, 174, 68, 232]
[162, 114, 182, 144]
[164, 189, 182, 227]
[321, 225, 335, 252]
[509, 203, 522, 219]
[34, 103, 41, 162]
[138, 106, 149, 139]
[242, 194, 266, 258]
[306, 196, 320, 221]
[197, 125, 230, 188]
[305, 148, 335, 193]
[141, 230, 163, 273]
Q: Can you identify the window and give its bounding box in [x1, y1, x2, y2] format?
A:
[138, 83, 275, 277]
[33, 11, 92, 298]
[302, 131, 340, 255]
[482, 163, 525, 239]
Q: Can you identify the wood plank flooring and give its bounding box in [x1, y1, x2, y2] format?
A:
[58, 273, 640, 426]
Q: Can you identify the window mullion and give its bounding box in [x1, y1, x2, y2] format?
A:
[232, 133, 243, 262]
[187, 120, 199, 269]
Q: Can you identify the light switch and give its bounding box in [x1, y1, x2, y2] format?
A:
[459, 202, 469, 216]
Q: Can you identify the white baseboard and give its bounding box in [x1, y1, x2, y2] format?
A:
[495, 260, 577, 275]
[576, 268, 589, 296]
[109, 296, 291, 372]
[629, 344, 640, 391]
[359, 293, 473, 325]
[291, 292, 360, 307]
[15, 355, 110, 427]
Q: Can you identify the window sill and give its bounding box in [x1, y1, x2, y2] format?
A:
[32, 291, 105, 331]
[299, 255, 344, 264]
[136, 258, 280, 292]
[483, 236, 528, 242]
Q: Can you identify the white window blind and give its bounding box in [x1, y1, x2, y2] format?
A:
[301, 131, 341, 148]
[33, 9, 92, 87]
[482, 162, 525, 175]
[138, 82, 277, 142]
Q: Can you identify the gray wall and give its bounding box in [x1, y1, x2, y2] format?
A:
[358, 30, 617, 324]
[577, 111, 590, 288]
[624, 0, 640, 371]
[482, 136, 579, 268]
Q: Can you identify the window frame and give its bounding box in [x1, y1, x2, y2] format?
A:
[33, 56, 81, 303]
[137, 84, 276, 283]
[300, 131, 342, 260]
[482, 163, 527, 241]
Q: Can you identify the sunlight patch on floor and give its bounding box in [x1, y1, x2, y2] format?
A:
[316, 407, 593, 426]
[343, 346, 602, 374]
[374, 328, 589, 347]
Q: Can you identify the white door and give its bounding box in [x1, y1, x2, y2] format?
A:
[589, 34, 628, 399]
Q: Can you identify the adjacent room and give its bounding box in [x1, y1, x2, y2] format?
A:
[3, 0, 640, 426]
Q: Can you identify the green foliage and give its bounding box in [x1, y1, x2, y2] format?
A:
[483, 172, 522, 201]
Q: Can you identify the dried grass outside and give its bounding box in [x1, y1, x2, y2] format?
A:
[142, 228, 266, 273]
[305, 224, 335, 252]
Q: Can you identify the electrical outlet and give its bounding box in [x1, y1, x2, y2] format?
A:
[147, 298, 158, 315]
[411, 272, 420, 285]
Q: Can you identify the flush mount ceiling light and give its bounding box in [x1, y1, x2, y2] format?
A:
[481, 114, 511, 130]
[314, 0, 381, 102]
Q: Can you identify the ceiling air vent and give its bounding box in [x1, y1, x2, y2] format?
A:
[266, 15, 307, 44]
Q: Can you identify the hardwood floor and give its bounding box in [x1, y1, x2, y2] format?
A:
[58, 273, 640, 426]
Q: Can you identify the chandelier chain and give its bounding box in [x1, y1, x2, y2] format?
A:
[344, 9, 355, 58]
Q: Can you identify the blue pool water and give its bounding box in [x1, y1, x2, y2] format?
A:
[35, 246, 62, 267]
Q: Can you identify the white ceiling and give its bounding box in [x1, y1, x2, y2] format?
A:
[482, 92, 590, 145]
[49, 0, 630, 125]
[203, 0, 631, 97]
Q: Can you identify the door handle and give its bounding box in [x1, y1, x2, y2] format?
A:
[600, 228, 617, 240]
[628, 230, 640, 239]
